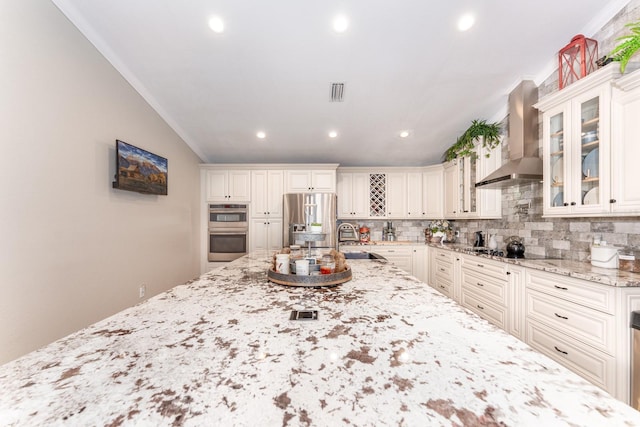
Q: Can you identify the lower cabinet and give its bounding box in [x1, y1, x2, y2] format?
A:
[460, 254, 509, 329]
[411, 246, 428, 283]
[429, 248, 458, 300]
[524, 269, 617, 397]
[372, 246, 413, 274]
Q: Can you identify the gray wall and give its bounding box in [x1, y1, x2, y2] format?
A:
[0, 1, 202, 363]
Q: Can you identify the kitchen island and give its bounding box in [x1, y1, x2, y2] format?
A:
[1, 252, 639, 426]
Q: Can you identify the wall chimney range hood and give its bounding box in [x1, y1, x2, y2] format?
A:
[475, 80, 542, 189]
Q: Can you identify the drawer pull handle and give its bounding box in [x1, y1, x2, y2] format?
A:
[554, 285, 568, 290]
[477, 264, 484, 268]
[439, 268, 445, 272]
[440, 285, 445, 289]
[477, 282, 484, 287]
[477, 304, 484, 310]
[554, 346, 568, 355]
[554, 313, 568, 320]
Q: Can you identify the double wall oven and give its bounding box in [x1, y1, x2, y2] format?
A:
[208, 204, 248, 262]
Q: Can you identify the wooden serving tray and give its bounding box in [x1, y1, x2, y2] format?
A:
[267, 267, 352, 287]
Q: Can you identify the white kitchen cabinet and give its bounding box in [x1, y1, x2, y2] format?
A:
[386, 173, 407, 219]
[611, 69, 640, 213]
[460, 254, 509, 329]
[250, 218, 283, 252]
[507, 265, 525, 341]
[422, 165, 444, 219]
[406, 172, 423, 218]
[442, 141, 501, 219]
[337, 172, 369, 218]
[285, 170, 336, 193]
[251, 170, 284, 218]
[429, 247, 456, 299]
[524, 269, 616, 395]
[372, 246, 413, 273]
[536, 64, 620, 217]
[206, 170, 251, 202]
[412, 246, 428, 283]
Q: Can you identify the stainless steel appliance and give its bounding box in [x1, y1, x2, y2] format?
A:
[208, 204, 248, 262]
[383, 221, 396, 241]
[283, 193, 337, 248]
[337, 223, 359, 243]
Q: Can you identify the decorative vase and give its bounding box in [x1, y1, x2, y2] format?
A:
[429, 236, 442, 244]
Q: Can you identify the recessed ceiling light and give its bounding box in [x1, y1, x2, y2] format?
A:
[399, 130, 410, 138]
[333, 15, 349, 33]
[208, 16, 224, 33]
[457, 13, 475, 32]
[328, 131, 338, 138]
[256, 131, 266, 139]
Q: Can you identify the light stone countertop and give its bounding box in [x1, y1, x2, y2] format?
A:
[1, 252, 639, 426]
[427, 243, 640, 287]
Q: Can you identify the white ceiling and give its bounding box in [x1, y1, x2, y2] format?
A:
[52, 0, 628, 166]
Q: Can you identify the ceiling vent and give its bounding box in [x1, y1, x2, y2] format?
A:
[330, 83, 345, 102]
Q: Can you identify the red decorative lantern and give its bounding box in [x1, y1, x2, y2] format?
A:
[558, 34, 598, 89]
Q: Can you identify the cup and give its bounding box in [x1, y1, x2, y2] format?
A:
[295, 259, 310, 275]
[276, 254, 290, 274]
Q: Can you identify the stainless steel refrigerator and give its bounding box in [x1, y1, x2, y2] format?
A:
[283, 193, 337, 248]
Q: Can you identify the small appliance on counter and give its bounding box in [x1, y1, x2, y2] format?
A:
[383, 222, 396, 241]
[473, 231, 485, 248]
[505, 236, 525, 258]
[359, 226, 370, 243]
[337, 223, 359, 243]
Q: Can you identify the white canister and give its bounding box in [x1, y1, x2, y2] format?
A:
[591, 245, 619, 269]
[295, 259, 310, 275]
[276, 254, 290, 274]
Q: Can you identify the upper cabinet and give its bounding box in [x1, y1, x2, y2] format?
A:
[611, 69, 640, 214]
[337, 168, 446, 220]
[442, 140, 502, 219]
[205, 170, 251, 202]
[535, 64, 628, 217]
[251, 170, 284, 218]
[285, 169, 337, 193]
[337, 172, 369, 218]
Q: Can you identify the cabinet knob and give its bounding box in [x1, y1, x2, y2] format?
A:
[570, 202, 576, 206]
[610, 199, 617, 204]
[563, 203, 569, 206]
[267, 212, 270, 215]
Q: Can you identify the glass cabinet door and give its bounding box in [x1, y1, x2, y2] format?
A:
[578, 96, 600, 208]
[548, 111, 566, 208]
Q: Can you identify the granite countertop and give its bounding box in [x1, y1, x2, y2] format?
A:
[1, 252, 639, 426]
[428, 243, 640, 288]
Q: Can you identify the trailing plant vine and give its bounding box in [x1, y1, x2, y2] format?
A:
[608, 19, 640, 73]
[444, 119, 502, 162]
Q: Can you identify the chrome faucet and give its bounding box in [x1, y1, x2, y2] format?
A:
[336, 223, 359, 250]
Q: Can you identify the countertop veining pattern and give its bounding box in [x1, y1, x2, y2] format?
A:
[1, 253, 639, 426]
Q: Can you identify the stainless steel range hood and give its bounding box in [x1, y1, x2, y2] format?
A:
[475, 80, 542, 189]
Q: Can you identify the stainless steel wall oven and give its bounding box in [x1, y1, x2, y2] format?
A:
[208, 204, 248, 262]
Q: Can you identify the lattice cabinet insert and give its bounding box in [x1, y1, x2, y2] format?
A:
[369, 173, 387, 217]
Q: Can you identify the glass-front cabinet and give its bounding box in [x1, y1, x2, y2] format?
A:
[537, 66, 616, 217]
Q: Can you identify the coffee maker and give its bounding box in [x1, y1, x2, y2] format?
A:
[383, 221, 396, 241]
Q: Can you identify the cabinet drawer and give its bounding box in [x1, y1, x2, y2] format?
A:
[461, 291, 506, 329]
[526, 290, 614, 354]
[433, 249, 453, 264]
[433, 281, 453, 298]
[434, 259, 453, 281]
[461, 269, 507, 306]
[526, 270, 614, 314]
[527, 320, 615, 394]
[461, 254, 507, 281]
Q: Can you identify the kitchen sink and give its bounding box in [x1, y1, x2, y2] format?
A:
[343, 252, 386, 260]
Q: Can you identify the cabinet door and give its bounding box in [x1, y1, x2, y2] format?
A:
[423, 166, 444, 219]
[543, 104, 571, 214]
[477, 142, 502, 218]
[266, 171, 284, 217]
[206, 170, 228, 201]
[228, 171, 251, 201]
[251, 171, 269, 217]
[570, 90, 609, 215]
[351, 173, 369, 217]
[311, 170, 336, 192]
[406, 172, 423, 218]
[443, 161, 458, 217]
[267, 218, 283, 251]
[375, 247, 412, 273]
[386, 173, 407, 218]
[612, 87, 640, 212]
[412, 246, 427, 282]
[337, 173, 354, 217]
[250, 219, 269, 251]
[286, 171, 312, 192]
